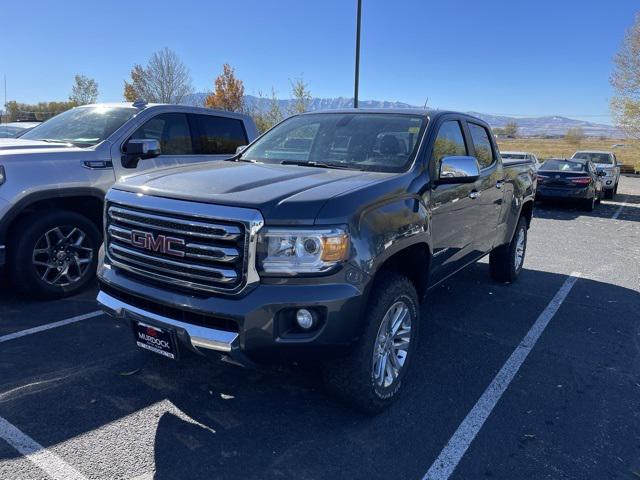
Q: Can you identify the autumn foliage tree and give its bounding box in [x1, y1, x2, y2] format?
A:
[205, 64, 245, 112]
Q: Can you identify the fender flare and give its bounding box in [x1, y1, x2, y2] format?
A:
[0, 187, 105, 244]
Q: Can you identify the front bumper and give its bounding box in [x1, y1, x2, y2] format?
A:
[601, 177, 616, 190]
[97, 258, 369, 364]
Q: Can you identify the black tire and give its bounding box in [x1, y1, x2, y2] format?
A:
[581, 196, 595, 212]
[489, 216, 527, 283]
[7, 210, 101, 299]
[604, 189, 614, 200]
[322, 272, 420, 414]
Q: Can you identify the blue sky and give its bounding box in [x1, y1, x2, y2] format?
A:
[1, 0, 637, 123]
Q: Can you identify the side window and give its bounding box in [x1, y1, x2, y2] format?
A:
[130, 113, 193, 155]
[430, 120, 467, 165]
[194, 115, 248, 154]
[468, 123, 495, 169]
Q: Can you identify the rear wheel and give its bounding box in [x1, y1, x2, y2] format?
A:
[581, 196, 595, 211]
[490, 216, 527, 283]
[604, 188, 614, 200]
[8, 210, 100, 299]
[322, 272, 419, 414]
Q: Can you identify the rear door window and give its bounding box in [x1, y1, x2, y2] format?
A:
[468, 123, 495, 169]
[430, 120, 467, 164]
[130, 113, 193, 155]
[193, 114, 248, 154]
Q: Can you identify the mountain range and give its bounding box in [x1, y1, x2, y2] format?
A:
[184, 93, 622, 138]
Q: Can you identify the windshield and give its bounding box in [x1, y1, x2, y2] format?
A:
[0, 126, 23, 138]
[501, 153, 527, 160]
[21, 106, 137, 147]
[241, 113, 426, 172]
[540, 160, 586, 172]
[572, 152, 612, 164]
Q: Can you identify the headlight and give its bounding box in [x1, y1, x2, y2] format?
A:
[257, 227, 350, 275]
[0, 165, 5, 186]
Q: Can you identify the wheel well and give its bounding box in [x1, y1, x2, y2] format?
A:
[6, 196, 103, 238]
[376, 243, 430, 300]
[521, 200, 534, 227]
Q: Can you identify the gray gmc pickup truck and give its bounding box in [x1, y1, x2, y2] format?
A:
[0, 102, 257, 298]
[97, 109, 536, 412]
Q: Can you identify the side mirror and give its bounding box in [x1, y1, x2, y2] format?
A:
[122, 139, 161, 168]
[235, 145, 247, 155]
[437, 156, 480, 184]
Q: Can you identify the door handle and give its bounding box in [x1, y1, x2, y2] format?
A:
[469, 191, 481, 199]
[496, 180, 505, 189]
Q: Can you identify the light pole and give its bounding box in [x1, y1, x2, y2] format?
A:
[354, 0, 362, 108]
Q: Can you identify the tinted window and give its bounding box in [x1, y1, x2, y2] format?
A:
[431, 120, 467, 164]
[131, 113, 193, 155]
[468, 123, 494, 168]
[194, 115, 248, 154]
[242, 113, 425, 173]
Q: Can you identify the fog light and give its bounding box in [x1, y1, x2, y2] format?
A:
[296, 309, 315, 330]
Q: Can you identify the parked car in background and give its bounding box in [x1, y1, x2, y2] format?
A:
[537, 158, 605, 211]
[501, 151, 542, 170]
[571, 151, 620, 199]
[96, 109, 537, 412]
[0, 122, 41, 138]
[0, 102, 258, 299]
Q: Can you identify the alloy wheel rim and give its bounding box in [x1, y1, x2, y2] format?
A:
[32, 226, 93, 287]
[372, 300, 412, 389]
[514, 227, 526, 270]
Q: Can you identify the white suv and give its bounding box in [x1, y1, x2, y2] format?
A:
[571, 151, 620, 199]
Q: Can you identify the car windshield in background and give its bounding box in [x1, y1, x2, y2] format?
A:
[20, 106, 137, 147]
[0, 126, 23, 138]
[573, 152, 612, 164]
[501, 153, 527, 161]
[241, 113, 426, 172]
[540, 160, 586, 172]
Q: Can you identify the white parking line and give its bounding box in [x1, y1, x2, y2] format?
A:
[0, 416, 87, 480]
[423, 272, 581, 480]
[0, 311, 103, 344]
[611, 199, 627, 220]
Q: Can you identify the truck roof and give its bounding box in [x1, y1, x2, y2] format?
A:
[74, 102, 254, 121]
[297, 108, 486, 122]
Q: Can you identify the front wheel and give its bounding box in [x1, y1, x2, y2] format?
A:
[322, 272, 419, 414]
[8, 210, 101, 299]
[490, 216, 527, 283]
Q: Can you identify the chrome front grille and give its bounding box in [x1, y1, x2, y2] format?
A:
[104, 189, 263, 295]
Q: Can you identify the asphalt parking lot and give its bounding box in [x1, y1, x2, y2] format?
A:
[0, 176, 639, 480]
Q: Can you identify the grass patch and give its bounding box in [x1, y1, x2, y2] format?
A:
[497, 138, 640, 172]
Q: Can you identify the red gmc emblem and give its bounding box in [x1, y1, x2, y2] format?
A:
[130, 230, 185, 258]
[146, 326, 158, 337]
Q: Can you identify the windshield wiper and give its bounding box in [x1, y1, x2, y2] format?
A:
[280, 160, 357, 170]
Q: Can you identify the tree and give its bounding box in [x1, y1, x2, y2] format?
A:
[611, 13, 640, 138]
[4, 100, 75, 122]
[565, 127, 585, 145]
[205, 63, 245, 112]
[250, 88, 283, 133]
[123, 48, 192, 103]
[504, 121, 519, 138]
[69, 74, 98, 105]
[289, 76, 312, 115]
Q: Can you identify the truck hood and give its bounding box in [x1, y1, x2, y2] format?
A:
[0, 138, 89, 155]
[114, 161, 392, 224]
